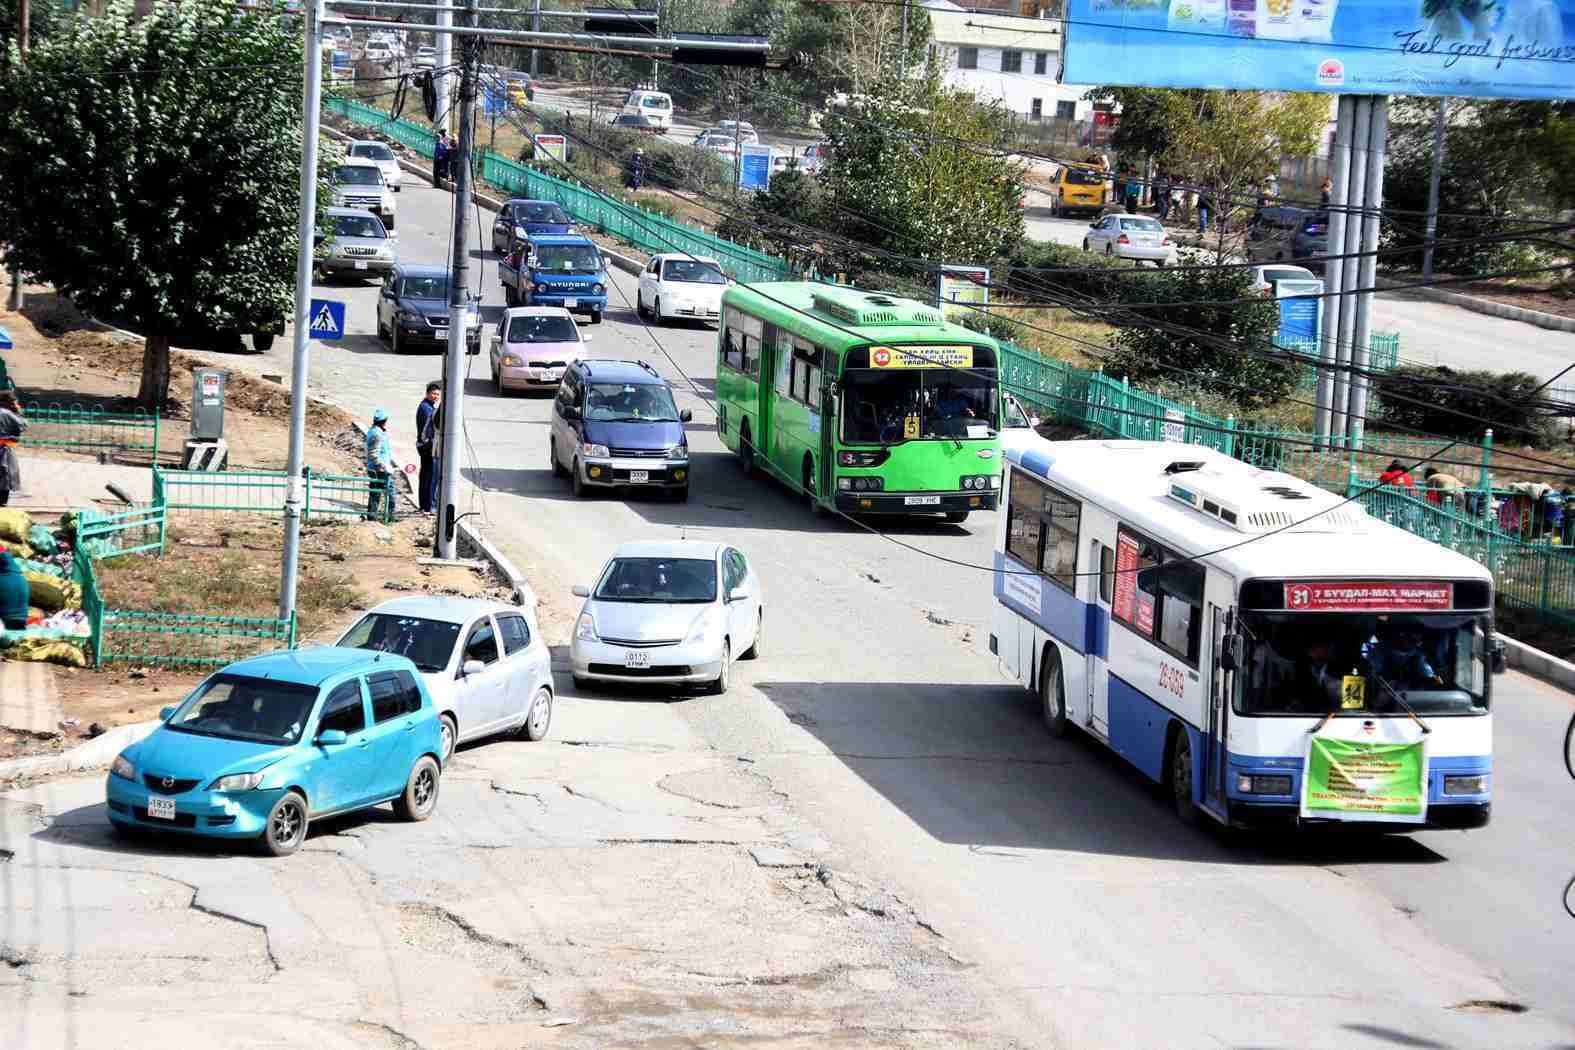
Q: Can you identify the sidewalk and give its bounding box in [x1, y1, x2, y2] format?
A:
[0, 660, 64, 735]
[9, 452, 153, 512]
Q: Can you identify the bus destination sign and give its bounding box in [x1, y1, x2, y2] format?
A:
[869, 345, 975, 370]
[1284, 581, 1453, 612]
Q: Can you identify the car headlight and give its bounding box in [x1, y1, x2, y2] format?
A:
[515, 225, 529, 236]
[668, 444, 688, 461]
[583, 442, 610, 458]
[592, 283, 605, 295]
[575, 612, 599, 642]
[501, 353, 522, 366]
[685, 612, 720, 646]
[209, 772, 265, 792]
[110, 753, 136, 781]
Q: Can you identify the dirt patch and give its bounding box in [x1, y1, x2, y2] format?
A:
[1388, 270, 1575, 320]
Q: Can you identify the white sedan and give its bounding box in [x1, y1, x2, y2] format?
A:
[570, 540, 764, 695]
[1083, 214, 1176, 267]
[347, 139, 403, 192]
[336, 595, 554, 763]
[636, 253, 730, 325]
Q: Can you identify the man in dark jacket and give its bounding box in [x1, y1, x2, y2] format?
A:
[414, 382, 441, 514]
[434, 131, 451, 184]
[0, 547, 28, 629]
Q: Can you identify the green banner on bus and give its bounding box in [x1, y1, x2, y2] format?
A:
[1301, 736, 1428, 823]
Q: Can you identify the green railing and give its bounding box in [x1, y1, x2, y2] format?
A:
[75, 502, 167, 559]
[153, 467, 393, 523]
[21, 401, 160, 456]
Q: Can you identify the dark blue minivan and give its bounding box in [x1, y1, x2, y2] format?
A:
[491, 197, 573, 254]
[548, 359, 694, 502]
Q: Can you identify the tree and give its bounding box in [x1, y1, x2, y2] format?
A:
[0, 0, 308, 407]
[0, 0, 66, 49]
[819, 70, 1026, 265]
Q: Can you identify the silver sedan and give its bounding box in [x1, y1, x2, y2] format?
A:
[1083, 214, 1176, 267]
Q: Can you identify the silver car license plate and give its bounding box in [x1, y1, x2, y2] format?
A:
[629, 470, 649, 484]
[623, 650, 651, 668]
[904, 495, 941, 506]
[146, 796, 177, 820]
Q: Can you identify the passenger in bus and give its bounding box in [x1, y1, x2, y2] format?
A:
[1291, 637, 1342, 712]
[1368, 629, 1445, 690]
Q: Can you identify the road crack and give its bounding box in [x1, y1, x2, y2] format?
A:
[353, 1019, 429, 1050]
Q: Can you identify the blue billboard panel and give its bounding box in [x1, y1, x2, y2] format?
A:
[739, 146, 772, 191]
[1062, 0, 1575, 100]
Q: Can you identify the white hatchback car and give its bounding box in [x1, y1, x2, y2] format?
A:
[1083, 213, 1175, 267]
[570, 541, 763, 695]
[635, 254, 730, 325]
[348, 139, 403, 192]
[336, 595, 554, 764]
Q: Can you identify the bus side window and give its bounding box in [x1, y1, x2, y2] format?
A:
[1156, 558, 1205, 663]
[1098, 542, 1115, 604]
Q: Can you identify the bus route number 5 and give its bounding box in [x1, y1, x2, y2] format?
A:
[1159, 663, 1186, 699]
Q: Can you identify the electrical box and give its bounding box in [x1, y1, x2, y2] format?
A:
[192, 368, 227, 441]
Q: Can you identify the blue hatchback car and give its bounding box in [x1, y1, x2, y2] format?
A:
[105, 647, 445, 856]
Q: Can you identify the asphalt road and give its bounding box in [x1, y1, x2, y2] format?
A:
[209, 182, 1575, 1046]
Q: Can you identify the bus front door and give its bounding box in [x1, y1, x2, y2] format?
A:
[1084, 538, 1110, 739]
[1203, 605, 1232, 816]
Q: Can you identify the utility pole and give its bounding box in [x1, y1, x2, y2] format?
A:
[436, 0, 480, 560]
[1422, 97, 1448, 284]
[437, 0, 453, 135]
[6, 0, 28, 313]
[529, 0, 540, 78]
[900, 0, 909, 79]
[279, 0, 327, 623]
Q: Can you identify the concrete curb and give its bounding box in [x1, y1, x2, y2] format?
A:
[1375, 276, 1575, 334]
[0, 719, 160, 784]
[1499, 635, 1575, 692]
[455, 519, 538, 610]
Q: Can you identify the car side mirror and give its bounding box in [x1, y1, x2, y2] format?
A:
[679, 409, 693, 423]
[315, 729, 348, 747]
[728, 586, 749, 603]
[572, 584, 591, 598]
[158, 706, 175, 722]
[562, 404, 580, 420]
[460, 659, 486, 678]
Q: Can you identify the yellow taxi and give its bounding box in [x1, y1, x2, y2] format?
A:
[1051, 164, 1108, 217]
[507, 81, 532, 108]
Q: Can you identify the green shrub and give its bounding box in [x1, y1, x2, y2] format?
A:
[1371, 365, 1555, 447]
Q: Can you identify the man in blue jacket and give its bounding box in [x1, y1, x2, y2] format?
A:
[414, 382, 440, 514]
[0, 547, 28, 629]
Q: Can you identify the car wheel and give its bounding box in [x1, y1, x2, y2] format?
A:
[393, 755, 441, 821]
[742, 611, 762, 660]
[1170, 728, 1200, 825]
[1040, 652, 1069, 739]
[1082, 239, 1090, 252]
[1106, 243, 1115, 257]
[944, 510, 969, 524]
[377, 319, 390, 343]
[653, 297, 664, 326]
[260, 791, 309, 857]
[495, 364, 507, 396]
[671, 485, 689, 502]
[549, 437, 567, 478]
[518, 687, 552, 742]
[709, 640, 731, 695]
[383, 215, 396, 232]
[391, 327, 404, 355]
[571, 458, 586, 498]
[437, 713, 456, 764]
[252, 332, 275, 353]
[590, 308, 602, 325]
[737, 423, 757, 477]
[636, 291, 648, 320]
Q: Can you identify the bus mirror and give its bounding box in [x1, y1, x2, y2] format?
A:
[1220, 635, 1244, 672]
[1488, 635, 1506, 674]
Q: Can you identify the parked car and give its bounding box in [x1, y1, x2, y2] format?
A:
[377, 263, 482, 355]
[498, 233, 609, 323]
[1083, 213, 1175, 267]
[548, 358, 694, 500]
[105, 648, 443, 856]
[328, 158, 396, 230]
[636, 253, 730, 325]
[347, 138, 403, 192]
[693, 130, 738, 157]
[569, 540, 763, 694]
[491, 197, 573, 254]
[1247, 205, 1330, 266]
[1248, 262, 1318, 296]
[363, 44, 394, 63]
[490, 306, 589, 395]
[716, 119, 759, 145]
[1051, 163, 1108, 217]
[610, 113, 663, 134]
[315, 207, 397, 280]
[336, 596, 554, 764]
[413, 45, 437, 69]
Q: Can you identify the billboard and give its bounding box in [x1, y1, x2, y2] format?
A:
[532, 134, 567, 163]
[1062, 0, 1575, 100]
[1275, 277, 1323, 352]
[739, 145, 773, 191]
[936, 264, 990, 318]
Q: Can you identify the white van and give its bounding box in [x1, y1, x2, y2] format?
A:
[621, 89, 674, 131]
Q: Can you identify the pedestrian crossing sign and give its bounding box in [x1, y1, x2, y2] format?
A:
[308, 298, 346, 340]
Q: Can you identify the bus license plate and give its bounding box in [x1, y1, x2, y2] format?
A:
[905, 495, 941, 506]
[146, 796, 177, 821]
[629, 470, 649, 484]
[623, 650, 651, 669]
[563, 298, 578, 309]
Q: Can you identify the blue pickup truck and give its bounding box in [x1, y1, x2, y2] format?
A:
[499, 233, 609, 324]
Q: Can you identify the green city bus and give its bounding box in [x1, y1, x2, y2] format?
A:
[715, 282, 1003, 522]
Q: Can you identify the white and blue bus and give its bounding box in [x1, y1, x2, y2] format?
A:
[990, 440, 1498, 831]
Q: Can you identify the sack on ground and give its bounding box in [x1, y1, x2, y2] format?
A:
[0, 509, 32, 544]
[16, 557, 64, 578]
[0, 634, 88, 667]
[26, 524, 59, 556]
[24, 571, 81, 613]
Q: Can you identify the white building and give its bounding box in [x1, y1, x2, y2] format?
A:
[922, 1, 1094, 123]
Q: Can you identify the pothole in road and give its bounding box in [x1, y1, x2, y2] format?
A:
[1448, 999, 1529, 1014]
[657, 766, 779, 810]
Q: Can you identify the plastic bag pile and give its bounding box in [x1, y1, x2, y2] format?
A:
[0, 509, 91, 667]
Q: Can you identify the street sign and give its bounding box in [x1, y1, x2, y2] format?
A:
[738, 145, 773, 191]
[1162, 408, 1186, 443]
[308, 299, 346, 340]
[935, 264, 990, 318]
[1275, 278, 1323, 356]
[532, 134, 566, 162]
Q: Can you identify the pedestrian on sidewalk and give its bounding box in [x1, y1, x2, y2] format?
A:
[0, 546, 27, 629]
[414, 381, 441, 514]
[0, 391, 24, 508]
[1320, 176, 1333, 206]
[1197, 190, 1214, 235]
[364, 407, 395, 521]
[434, 131, 451, 185]
[1154, 170, 1171, 222]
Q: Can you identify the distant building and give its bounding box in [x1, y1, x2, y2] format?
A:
[922, 0, 1092, 123]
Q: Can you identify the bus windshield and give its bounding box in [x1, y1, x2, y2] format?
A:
[841, 366, 999, 443]
[1236, 612, 1489, 717]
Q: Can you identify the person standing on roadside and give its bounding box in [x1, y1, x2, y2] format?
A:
[434, 131, 451, 185]
[414, 382, 441, 514]
[364, 408, 395, 521]
[1197, 188, 1214, 235]
[1320, 176, 1333, 206]
[0, 391, 25, 508]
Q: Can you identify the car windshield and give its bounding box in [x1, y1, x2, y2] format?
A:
[595, 557, 716, 603]
[507, 313, 579, 343]
[1263, 268, 1312, 284]
[841, 363, 999, 443]
[534, 244, 601, 273]
[1121, 217, 1163, 231]
[351, 143, 395, 162]
[166, 674, 320, 745]
[399, 276, 448, 299]
[1064, 167, 1103, 185]
[334, 165, 383, 186]
[337, 612, 461, 673]
[584, 381, 679, 422]
[520, 203, 570, 223]
[332, 213, 386, 238]
[661, 260, 727, 284]
[1236, 612, 1490, 717]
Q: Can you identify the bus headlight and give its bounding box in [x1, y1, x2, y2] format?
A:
[1235, 773, 1293, 796]
[960, 475, 994, 491]
[1443, 775, 1488, 796]
[839, 476, 883, 492]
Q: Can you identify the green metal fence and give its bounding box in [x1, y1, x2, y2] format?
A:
[153, 467, 393, 522]
[75, 502, 167, 559]
[21, 401, 160, 456]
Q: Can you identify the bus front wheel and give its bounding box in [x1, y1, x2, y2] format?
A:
[803, 458, 824, 518]
[737, 422, 757, 477]
[1039, 651, 1068, 739]
[1169, 727, 1201, 826]
[944, 510, 969, 524]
